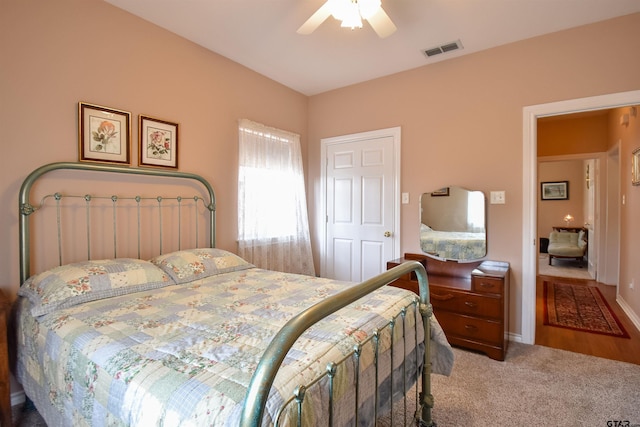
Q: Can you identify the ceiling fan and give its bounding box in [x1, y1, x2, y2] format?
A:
[297, 0, 397, 38]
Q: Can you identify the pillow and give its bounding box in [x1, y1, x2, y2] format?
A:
[150, 248, 254, 284]
[578, 230, 587, 249]
[19, 259, 172, 317]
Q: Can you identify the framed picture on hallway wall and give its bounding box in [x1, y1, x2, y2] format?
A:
[541, 181, 569, 200]
[633, 147, 640, 186]
[78, 102, 131, 165]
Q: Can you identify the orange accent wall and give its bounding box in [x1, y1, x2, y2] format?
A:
[538, 114, 609, 157]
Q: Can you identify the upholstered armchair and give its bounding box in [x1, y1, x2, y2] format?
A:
[547, 230, 587, 266]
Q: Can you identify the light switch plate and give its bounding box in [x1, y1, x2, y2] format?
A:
[490, 191, 505, 204]
[402, 192, 409, 204]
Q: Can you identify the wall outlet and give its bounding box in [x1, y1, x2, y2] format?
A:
[630, 279, 635, 290]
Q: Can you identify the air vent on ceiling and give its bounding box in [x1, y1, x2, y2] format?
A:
[423, 40, 463, 58]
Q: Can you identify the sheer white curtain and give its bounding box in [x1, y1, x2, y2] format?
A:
[237, 119, 315, 276]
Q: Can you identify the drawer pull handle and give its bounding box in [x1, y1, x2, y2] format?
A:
[464, 301, 477, 308]
[431, 293, 454, 301]
[464, 324, 478, 331]
[479, 282, 493, 288]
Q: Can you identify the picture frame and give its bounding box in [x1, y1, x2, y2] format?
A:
[632, 147, 640, 186]
[78, 102, 131, 164]
[431, 187, 450, 197]
[139, 115, 179, 169]
[541, 181, 569, 200]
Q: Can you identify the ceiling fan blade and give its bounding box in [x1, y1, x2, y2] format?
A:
[366, 7, 397, 38]
[297, 1, 333, 35]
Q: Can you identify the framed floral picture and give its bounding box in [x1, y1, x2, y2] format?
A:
[78, 102, 131, 164]
[139, 115, 179, 169]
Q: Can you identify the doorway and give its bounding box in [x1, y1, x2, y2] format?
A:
[521, 89, 640, 345]
[537, 155, 600, 281]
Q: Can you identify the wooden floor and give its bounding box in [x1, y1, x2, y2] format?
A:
[535, 274, 640, 365]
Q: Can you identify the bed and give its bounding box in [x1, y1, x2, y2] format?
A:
[14, 162, 453, 426]
[419, 224, 486, 261]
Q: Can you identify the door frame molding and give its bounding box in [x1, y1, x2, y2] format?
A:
[521, 89, 640, 344]
[603, 141, 621, 287]
[319, 127, 401, 278]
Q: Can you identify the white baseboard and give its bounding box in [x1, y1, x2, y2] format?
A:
[617, 294, 640, 333]
[11, 390, 25, 407]
[508, 332, 524, 343]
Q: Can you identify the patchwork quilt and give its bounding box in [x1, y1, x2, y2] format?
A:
[16, 252, 453, 427]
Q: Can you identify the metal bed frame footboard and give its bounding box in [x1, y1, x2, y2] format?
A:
[241, 260, 436, 427]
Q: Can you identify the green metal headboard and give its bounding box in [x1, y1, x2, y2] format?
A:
[18, 162, 216, 284]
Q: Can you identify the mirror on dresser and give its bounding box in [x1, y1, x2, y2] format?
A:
[419, 186, 487, 261]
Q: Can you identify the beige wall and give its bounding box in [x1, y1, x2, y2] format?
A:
[2, 1, 640, 341]
[307, 13, 640, 337]
[0, 0, 308, 296]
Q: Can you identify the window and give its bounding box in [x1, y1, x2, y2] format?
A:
[237, 119, 315, 275]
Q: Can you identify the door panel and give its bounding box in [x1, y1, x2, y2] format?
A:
[361, 240, 384, 280]
[333, 238, 354, 281]
[362, 176, 383, 224]
[334, 178, 353, 223]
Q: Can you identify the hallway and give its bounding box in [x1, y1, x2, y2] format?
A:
[535, 274, 640, 365]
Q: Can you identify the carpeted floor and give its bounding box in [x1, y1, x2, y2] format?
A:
[380, 342, 640, 426]
[12, 399, 46, 427]
[14, 343, 640, 426]
[431, 343, 640, 426]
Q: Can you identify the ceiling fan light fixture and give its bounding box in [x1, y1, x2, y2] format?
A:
[297, 0, 394, 38]
[359, 0, 381, 19]
[328, 0, 349, 21]
[340, 2, 363, 29]
[328, 0, 378, 29]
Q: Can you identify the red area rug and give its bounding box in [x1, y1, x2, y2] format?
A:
[543, 281, 630, 338]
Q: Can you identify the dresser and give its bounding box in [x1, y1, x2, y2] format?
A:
[387, 253, 510, 361]
[0, 290, 11, 427]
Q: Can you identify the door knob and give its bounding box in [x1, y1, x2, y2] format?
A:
[384, 231, 392, 237]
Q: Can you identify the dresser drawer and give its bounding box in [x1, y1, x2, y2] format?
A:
[430, 286, 501, 318]
[472, 276, 503, 294]
[435, 311, 503, 345]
